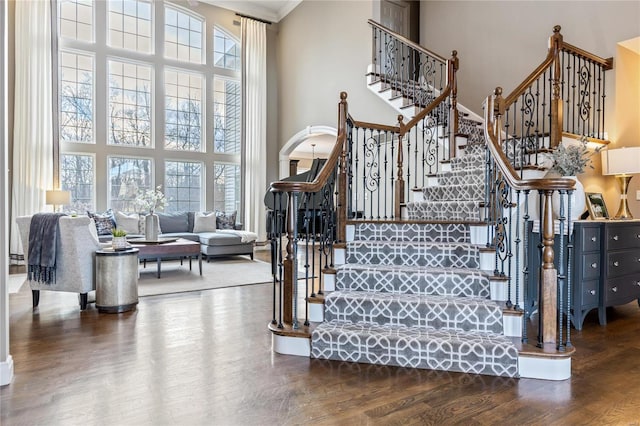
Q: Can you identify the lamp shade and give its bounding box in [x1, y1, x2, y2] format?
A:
[46, 190, 71, 205]
[601, 147, 640, 175]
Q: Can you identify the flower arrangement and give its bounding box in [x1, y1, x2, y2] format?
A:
[134, 185, 169, 213]
[550, 136, 604, 176]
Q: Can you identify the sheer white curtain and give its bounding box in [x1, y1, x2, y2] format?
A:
[241, 17, 267, 242]
[10, 0, 54, 262]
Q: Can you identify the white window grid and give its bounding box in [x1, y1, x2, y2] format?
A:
[165, 68, 204, 152]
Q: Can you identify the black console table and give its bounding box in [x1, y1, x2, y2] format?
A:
[527, 219, 640, 330]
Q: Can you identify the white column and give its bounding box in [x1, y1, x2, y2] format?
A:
[1, 0, 14, 386]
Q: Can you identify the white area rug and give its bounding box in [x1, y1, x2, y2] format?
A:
[9, 257, 275, 297]
[8, 274, 26, 294]
[137, 257, 273, 297]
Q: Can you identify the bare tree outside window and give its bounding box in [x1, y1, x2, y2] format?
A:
[60, 154, 95, 212]
[109, 157, 152, 212]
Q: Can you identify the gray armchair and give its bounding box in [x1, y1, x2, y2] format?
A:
[16, 215, 102, 310]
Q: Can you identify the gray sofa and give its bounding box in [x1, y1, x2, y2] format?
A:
[97, 211, 256, 260]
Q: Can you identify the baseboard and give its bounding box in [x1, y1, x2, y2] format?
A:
[0, 355, 14, 386]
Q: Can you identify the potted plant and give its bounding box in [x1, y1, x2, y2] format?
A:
[111, 228, 128, 250]
[549, 135, 604, 219]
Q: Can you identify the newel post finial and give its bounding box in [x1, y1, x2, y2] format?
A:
[340, 91, 347, 101]
[553, 25, 561, 34]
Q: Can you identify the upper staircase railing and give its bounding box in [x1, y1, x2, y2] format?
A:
[267, 21, 458, 336]
[483, 26, 612, 353]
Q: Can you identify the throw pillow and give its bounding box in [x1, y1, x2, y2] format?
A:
[156, 211, 189, 233]
[215, 210, 237, 230]
[193, 212, 217, 233]
[87, 209, 115, 235]
[114, 211, 139, 235]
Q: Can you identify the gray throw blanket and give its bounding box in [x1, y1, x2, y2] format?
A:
[28, 213, 66, 284]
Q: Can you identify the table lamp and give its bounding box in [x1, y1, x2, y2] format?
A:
[601, 147, 640, 219]
[46, 189, 71, 212]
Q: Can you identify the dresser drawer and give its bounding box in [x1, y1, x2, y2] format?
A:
[606, 250, 640, 278]
[579, 253, 601, 280]
[606, 225, 640, 250]
[603, 275, 640, 306]
[578, 225, 601, 252]
[575, 279, 599, 307]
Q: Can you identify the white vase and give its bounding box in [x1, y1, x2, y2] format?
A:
[552, 176, 585, 221]
[145, 211, 159, 241]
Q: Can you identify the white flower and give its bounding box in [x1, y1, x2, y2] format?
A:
[134, 185, 169, 212]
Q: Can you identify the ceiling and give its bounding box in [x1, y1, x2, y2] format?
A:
[198, 0, 302, 23]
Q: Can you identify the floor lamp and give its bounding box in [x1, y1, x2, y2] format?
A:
[46, 190, 71, 213]
[601, 147, 640, 220]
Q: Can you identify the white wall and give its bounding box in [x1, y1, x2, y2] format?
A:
[420, 1, 640, 214]
[1, 0, 14, 387]
[277, 0, 398, 150]
[420, 1, 640, 115]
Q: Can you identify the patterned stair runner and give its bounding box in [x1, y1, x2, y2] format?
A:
[310, 100, 519, 376]
[311, 222, 519, 377]
[406, 116, 487, 221]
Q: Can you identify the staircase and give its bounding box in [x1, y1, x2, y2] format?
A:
[310, 112, 523, 377]
[269, 22, 612, 382]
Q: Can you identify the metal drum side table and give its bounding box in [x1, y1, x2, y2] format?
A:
[95, 248, 139, 313]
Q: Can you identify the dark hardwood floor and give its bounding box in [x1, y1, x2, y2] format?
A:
[2, 250, 640, 425]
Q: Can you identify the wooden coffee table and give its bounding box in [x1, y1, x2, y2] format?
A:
[129, 238, 202, 279]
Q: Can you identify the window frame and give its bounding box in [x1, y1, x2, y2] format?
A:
[56, 0, 243, 215]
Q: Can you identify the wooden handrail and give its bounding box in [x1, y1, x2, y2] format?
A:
[562, 41, 613, 69]
[271, 92, 348, 194]
[368, 19, 447, 63]
[349, 116, 400, 134]
[484, 88, 575, 192]
[503, 51, 555, 106]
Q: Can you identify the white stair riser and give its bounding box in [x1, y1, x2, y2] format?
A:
[519, 355, 571, 380]
[309, 303, 324, 322]
[490, 279, 508, 302]
[503, 313, 522, 337]
[323, 273, 335, 292]
[272, 334, 310, 357]
[334, 248, 346, 265]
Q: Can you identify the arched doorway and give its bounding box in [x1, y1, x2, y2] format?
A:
[279, 125, 337, 179]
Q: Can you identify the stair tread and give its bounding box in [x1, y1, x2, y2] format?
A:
[338, 263, 488, 276]
[311, 322, 519, 379]
[327, 290, 497, 306]
[315, 320, 516, 345]
[350, 240, 479, 248]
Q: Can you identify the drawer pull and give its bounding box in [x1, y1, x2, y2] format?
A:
[612, 287, 618, 293]
[589, 290, 596, 295]
[635, 281, 640, 287]
[591, 262, 598, 269]
[613, 261, 619, 267]
[591, 236, 597, 242]
[613, 235, 619, 241]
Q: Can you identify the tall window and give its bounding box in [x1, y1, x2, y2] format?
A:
[108, 156, 152, 212]
[59, 50, 94, 143]
[213, 163, 240, 213]
[60, 153, 95, 211]
[165, 160, 202, 212]
[59, 0, 93, 41]
[108, 60, 153, 147]
[213, 27, 239, 71]
[58, 1, 242, 214]
[165, 5, 203, 64]
[165, 69, 203, 151]
[108, 0, 153, 53]
[213, 77, 240, 154]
